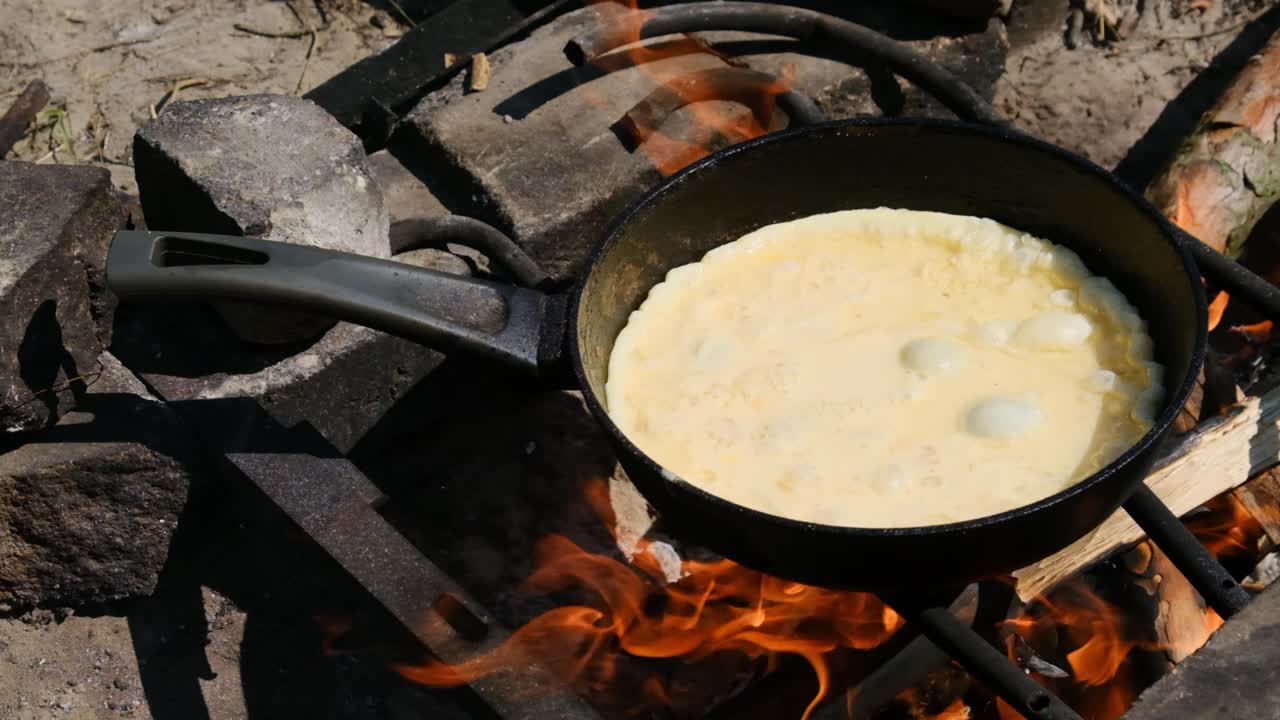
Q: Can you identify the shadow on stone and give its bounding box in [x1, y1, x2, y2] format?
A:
[15, 300, 86, 430]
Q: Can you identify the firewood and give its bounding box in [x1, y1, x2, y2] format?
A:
[1146, 30, 1280, 257]
[1012, 384, 1280, 601]
[1149, 545, 1217, 663]
[1233, 468, 1280, 546]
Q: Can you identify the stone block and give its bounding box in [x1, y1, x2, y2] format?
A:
[133, 94, 390, 344]
[394, 5, 1006, 280]
[0, 161, 125, 433]
[0, 353, 197, 610]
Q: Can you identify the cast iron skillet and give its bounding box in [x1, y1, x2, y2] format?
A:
[106, 118, 1206, 591]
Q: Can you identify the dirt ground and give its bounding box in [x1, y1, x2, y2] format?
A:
[0, 0, 402, 193]
[2, 0, 1280, 718]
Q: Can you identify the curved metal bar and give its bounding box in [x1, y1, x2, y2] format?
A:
[616, 66, 825, 148]
[389, 215, 551, 290]
[565, 2, 1003, 126]
[1180, 228, 1280, 324]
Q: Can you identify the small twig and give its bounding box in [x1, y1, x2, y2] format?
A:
[296, 31, 317, 94]
[286, 1, 318, 95]
[384, 0, 417, 27]
[311, 0, 330, 26]
[153, 77, 210, 116]
[232, 24, 314, 39]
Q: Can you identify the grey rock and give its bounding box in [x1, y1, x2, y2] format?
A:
[1123, 581, 1280, 719]
[367, 149, 446, 224]
[0, 161, 125, 433]
[395, 6, 1006, 280]
[393, 5, 750, 281]
[133, 94, 390, 345]
[394, 248, 472, 276]
[109, 248, 468, 455]
[0, 352, 197, 609]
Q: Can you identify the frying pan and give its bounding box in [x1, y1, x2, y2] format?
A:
[105, 118, 1206, 591]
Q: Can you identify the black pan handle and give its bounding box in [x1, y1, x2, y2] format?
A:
[106, 231, 568, 378]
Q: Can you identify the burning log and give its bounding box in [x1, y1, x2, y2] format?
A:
[1147, 545, 1222, 664]
[1012, 384, 1280, 601]
[1146, 29, 1280, 258]
[615, 67, 823, 150]
[1150, 29, 1280, 433]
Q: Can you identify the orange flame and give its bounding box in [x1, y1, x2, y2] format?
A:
[581, 1, 796, 176]
[1207, 290, 1230, 332]
[1000, 584, 1141, 720]
[1230, 319, 1274, 344]
[395, 535, 902, 719]
[1187, 493, 1264, 559]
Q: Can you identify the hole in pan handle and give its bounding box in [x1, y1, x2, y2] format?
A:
[105, 230, 571, 381]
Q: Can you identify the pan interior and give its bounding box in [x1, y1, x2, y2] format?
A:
[575, 121, 1202, 510]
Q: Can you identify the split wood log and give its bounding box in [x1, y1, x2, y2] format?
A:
[1012, 384, 1280, 601]
[0, 79, 51, 156]
[1149, 544, 1219, 664]
[1234, 468, 1280, 546]
[1146, 29, 1280, 257]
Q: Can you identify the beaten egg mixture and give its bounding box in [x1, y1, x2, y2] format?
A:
[605, 209, 1163, 528]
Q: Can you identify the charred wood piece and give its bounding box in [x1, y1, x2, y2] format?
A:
[564, 1, 1003, 126]
[615, 67, 824, 150]
[0, 79, 51, 156]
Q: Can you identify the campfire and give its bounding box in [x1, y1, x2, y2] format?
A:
[3, 1, 1280, 719]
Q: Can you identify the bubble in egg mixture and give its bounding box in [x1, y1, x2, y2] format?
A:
[901, 338, 966, 375]
[1014, 311, 1093, 350]
[965, 396, 1044, 439]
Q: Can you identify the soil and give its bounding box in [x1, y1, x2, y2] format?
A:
[0, 0, 402, 193]
[3, 0, 1280, 718]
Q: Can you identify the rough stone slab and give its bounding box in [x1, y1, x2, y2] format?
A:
[368, 149, 447, 224]
[395, 5, 1006, 279]
[0, 352, 197, 610]
[108, 246, 469, 455]
[1123, 581, 1280, 719]
[133, 94, 390, 344]
[0, 161, 125, 433]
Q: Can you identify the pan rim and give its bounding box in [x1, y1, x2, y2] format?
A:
[568, 116, 1208, 540]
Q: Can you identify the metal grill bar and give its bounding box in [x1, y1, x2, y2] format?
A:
[902, 605, 1082, 720]
[1124, 485, 1252, 619]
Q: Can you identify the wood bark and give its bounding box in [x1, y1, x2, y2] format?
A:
[1147, 31, 1280, 257]
[1234, 468, 1280, 547]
